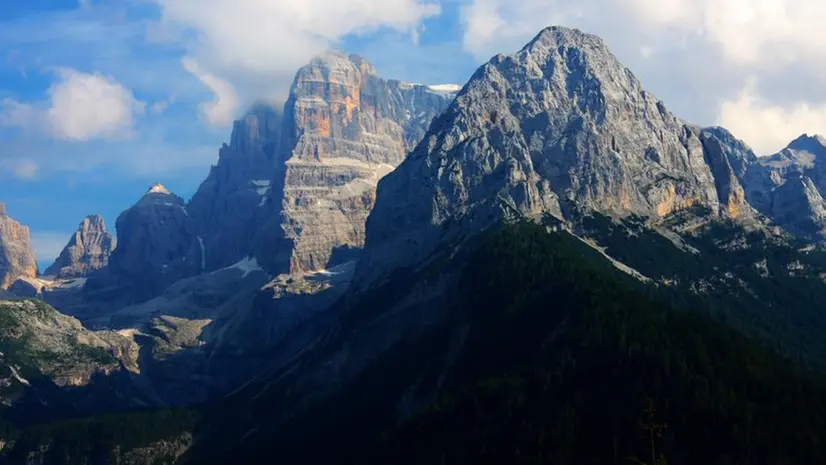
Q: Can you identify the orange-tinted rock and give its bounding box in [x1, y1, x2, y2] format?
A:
[0, 203, 37, 289]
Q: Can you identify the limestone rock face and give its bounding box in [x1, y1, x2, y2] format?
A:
[358, 27, 747, 284]
[103, 184, 202, 302]
[44, 215, 115, 279]
[745, 135, 826, 240]
[0, 203, 37, 289]
[256, 52, 457, 275]
[188, 105, 283, 271]
[188, 52, 456, 277]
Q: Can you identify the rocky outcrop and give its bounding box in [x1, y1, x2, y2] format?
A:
[188, 52, 457, 278]
[0, 300, 138, 387]
[188, 105, 283, 271]
[255, 52, 457, 275]
[0, 299, 152, 422]
[698, 133, 826, 241]
[44, 214, 115, 279]
[358, 27, 746, 284]
[93, 184, 201, 303]
[0, 203, 37, 289]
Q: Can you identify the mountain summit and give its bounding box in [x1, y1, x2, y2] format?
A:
[44, 215, 115, 279]
[358, 26, 749, 283]
[189, 51, 457, 275]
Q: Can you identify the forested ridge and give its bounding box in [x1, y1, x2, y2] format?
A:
[368, 221, 826, 465]
[7, 220, 826, 465]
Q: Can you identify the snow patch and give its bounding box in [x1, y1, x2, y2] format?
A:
[10, 365, 30, 386]
[229, 257, 263, 278]
[60, 277, 87, 289]
[147, 183, 171, 195]
[252, 180, 271, 206]
[426, 84, 462, 97]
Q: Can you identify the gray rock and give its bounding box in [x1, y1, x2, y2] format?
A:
[188, 105, 283, 271]
[358, 26, 749, 285]
[44, 214, 115, 279]
[254, 52, 457, 275]
[94, 184, 201, 303]
[705, 132, 826, 241]
[0, 203, 37, 290]
[189, 52, 457, 279]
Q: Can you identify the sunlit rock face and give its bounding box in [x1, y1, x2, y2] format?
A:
[45, 214, 115, 279]
[189, 52, 457, 276]
[0, 203, 37, 290]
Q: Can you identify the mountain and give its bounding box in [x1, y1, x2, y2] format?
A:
[186, 105, 283, 272]
[85, 184, 202, 305]
[0, 203, 37, 290]
[10, 25, 826, 465]
[181, 27, 826, 464]
[730, 134, 826, 240]
[44, 215, 115, 279]
[189, 51, 457, 276]
[357, 26, 753, 285]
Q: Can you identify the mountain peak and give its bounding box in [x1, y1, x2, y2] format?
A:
[526, 25, 604, 50]
[787, 134, 826, 153]
[0, 202, 6, 217]
[44, 213, 114, 279]
[146, 183, 172, 195]
[82, 214, 105, 227]
[302, 50, 377, 79]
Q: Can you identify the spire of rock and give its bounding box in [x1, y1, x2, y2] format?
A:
[44, 214, 115, 279]
[0, 206, 37, 289]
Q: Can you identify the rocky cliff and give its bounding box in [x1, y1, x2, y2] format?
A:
[189, 52, 457, 277]
[187, 105, 283, 271]
[358, 26, 755, 284]
[738, 135, 826, 240]
[93, 184, 201, 303]
[0, 203, 37, 290]
[44, 214, 115, 279]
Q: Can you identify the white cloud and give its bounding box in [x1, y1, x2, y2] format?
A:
[0, 69, 145, 141]
[0, 158, 40, 181]
[153, 0, 441, 114]
[460, 0, 826, 70]
[47, 69, 145, 140]
[719, 77, 826, 155]
[457, 0, 826, 152]
[181, 57, 238, 126]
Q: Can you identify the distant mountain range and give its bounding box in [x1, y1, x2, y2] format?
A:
[1, 26, 826, 465]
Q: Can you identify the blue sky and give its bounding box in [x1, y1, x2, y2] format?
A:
[1, 0, 825, 268]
